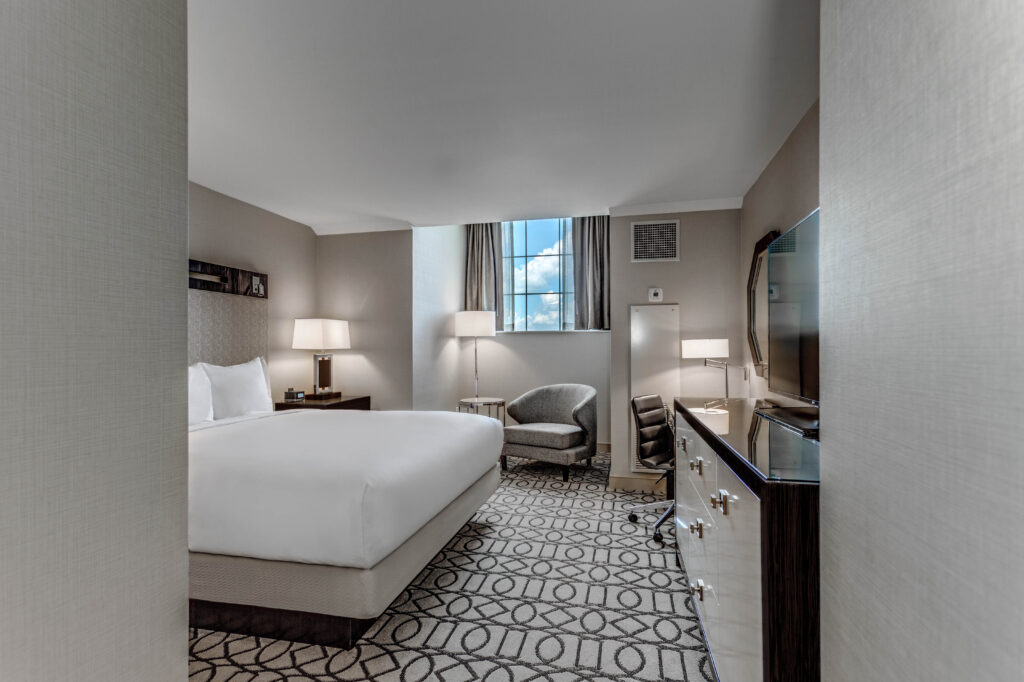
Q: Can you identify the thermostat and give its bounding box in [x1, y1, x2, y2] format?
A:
[648, 287, 664, 302]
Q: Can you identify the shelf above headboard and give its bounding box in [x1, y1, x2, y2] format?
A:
[188, 259, 268, 299]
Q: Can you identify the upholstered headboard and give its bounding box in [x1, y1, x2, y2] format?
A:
[187, 259, 269, 365]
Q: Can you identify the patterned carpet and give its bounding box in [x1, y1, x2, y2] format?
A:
[189, 454, 714, 681]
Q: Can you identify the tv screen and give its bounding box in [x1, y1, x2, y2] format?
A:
[768, 209, 819, 404]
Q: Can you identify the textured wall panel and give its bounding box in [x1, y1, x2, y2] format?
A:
[0, 2, 187, 680]
[188, 183, 318, 399]
[188, 290, 269, 366]
[820, 1, 1024, 680]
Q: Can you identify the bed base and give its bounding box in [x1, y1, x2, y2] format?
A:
[189, 464, 500, 650]
[190, 598, 375, 649]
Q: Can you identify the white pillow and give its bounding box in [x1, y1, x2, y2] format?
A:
[188, 365, 215, 425]
[199, 357, 273, 419]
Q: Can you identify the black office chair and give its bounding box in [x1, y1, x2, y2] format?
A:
[625, 395, 675, 543]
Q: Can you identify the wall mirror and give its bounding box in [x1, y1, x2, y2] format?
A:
[747, 230, 779, 377]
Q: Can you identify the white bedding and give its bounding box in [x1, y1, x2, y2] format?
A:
[189, 409, 503, 569]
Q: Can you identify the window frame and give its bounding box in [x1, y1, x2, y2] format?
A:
[501, 218, 576, 332]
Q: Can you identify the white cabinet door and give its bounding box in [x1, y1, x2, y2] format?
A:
[675, 415, 719, 645]
[708, 452, 763, 682]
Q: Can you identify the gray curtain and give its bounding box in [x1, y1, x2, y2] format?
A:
[464, 223, 504, 327]
[572, 215, 610, 330]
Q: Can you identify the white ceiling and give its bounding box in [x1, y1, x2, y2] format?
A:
[189, 0, 819, 235]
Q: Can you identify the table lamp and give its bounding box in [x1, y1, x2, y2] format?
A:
[292, 318, 350, 395]
[681, 338, 730, 403]
[455, 310, 496, 398]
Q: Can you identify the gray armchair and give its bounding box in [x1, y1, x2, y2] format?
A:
[501, 384, 597, 482]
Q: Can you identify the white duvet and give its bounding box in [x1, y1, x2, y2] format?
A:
[189, 409, 503, 569]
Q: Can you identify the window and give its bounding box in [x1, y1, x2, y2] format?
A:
[501, 218, 574, 331]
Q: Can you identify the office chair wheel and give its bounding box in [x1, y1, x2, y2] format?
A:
[628, 513, 638, 523]
[653, 531, 664, 543]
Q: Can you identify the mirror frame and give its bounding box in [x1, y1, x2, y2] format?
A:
[747, 229, 780, 377]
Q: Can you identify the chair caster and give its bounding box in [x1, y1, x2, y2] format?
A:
[628, 513, 638, 523]
[653, 531, 664, 543]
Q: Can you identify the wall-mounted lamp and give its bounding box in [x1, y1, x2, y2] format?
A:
[455, 310, 496, 398]
[682, 338, 730, 404]
[292, 318, 350, 395]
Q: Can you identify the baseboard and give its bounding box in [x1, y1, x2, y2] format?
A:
[597, 442, 611, 454]
[607, 474, 666, 493]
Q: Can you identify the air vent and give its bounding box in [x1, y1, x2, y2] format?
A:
[631, 220, 679, 262]
[771, 230, 797, 253]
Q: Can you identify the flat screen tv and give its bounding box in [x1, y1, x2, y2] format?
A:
[767, 209, 819, 405]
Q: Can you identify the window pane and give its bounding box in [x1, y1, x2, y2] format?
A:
[503, 294, 512, 330]
[563, 292, 575, 330]
[513, 294, 526, 331]
[526, 218, 560, 256]
[526, 255, 559, 293]
[503, 257, 513, 295]
[512, 257, 526, 293]
[526, 293, 560, 331]
[502, 222, 514, 258]
[562, 254, 574, 293]
[513, 221, 527, 257]
[562, 218, 573, 254]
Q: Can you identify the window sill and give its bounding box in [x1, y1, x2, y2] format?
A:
[497, 329, 610, 334]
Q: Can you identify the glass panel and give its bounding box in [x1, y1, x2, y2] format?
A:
[526, 293, 560, 331]
[512, 257, 526, 294]
[563, 292, 575, 330]
[503, 294, 513, 331]
[501, 222, 514, 258]
[562, 254, 574, 293]
[562, 218, 573, 254]
[503, 257, 513, 295]
[525, 255, 559, 293]
[526, 218, 560, 256]
[513, 221, 527, 257]
[512, 294, 526, 331]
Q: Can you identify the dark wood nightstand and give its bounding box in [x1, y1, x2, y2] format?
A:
[274, 395, 371, 411]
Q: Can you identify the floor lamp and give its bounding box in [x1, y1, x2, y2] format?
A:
[455, 310, 496, 398]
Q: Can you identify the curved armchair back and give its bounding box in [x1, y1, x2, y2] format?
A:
[507, 384, 597, 456]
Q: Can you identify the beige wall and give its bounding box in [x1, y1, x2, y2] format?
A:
[317, 231, 414, 410]
[738, 101, 819, 399]
[0, 2, 187, 680]
[820, 2, 1024, 679]
[609, 210, 742, 479]
[413, 225, 466, 411]
[188, 183, 318, 399]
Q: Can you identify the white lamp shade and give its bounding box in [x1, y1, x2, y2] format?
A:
[454, 310, 496, 337]
[292, 319, 351, 350]
[681, 338, 729, 359]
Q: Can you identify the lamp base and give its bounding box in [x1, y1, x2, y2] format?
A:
[313, 353, 333, 394]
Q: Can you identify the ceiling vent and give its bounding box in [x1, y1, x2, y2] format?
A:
[631, 220, 679, 262]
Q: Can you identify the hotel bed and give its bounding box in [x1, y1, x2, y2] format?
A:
[185, 274, 502, 647]
[189, 408, 502, 647]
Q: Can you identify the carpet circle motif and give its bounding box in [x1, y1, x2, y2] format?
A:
[189, 454, 714, 681]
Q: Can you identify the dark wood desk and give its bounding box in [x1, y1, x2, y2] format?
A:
[274, 395, 371, 411]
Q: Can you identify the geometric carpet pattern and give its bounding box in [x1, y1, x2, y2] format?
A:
[189, 454, 714, 681]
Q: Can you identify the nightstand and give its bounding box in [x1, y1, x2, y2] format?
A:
[275, 395, 371, 411]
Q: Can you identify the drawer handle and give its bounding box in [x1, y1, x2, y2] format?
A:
[710, 489, 739, 515]
[689, 517, 704, 539]
[688, 456, 704, 476]
[689, 578, 708, 601]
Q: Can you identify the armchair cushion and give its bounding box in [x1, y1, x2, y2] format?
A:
[504, 423, 584, 450]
